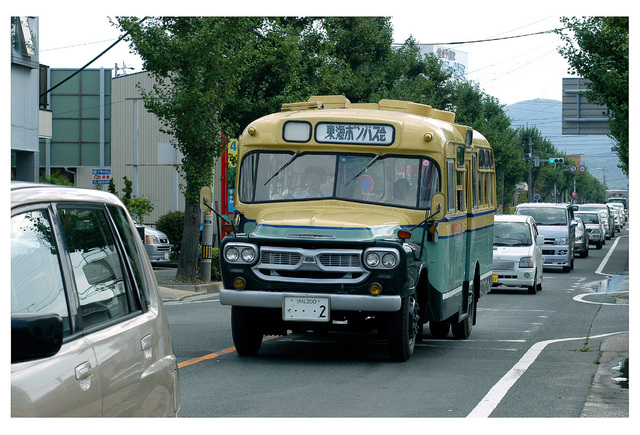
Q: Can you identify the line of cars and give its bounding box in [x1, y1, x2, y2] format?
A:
[491, 201, 625, 295]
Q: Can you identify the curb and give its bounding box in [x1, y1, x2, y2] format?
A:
[159, 281, 222, 301]
[580, 332, 629, 417]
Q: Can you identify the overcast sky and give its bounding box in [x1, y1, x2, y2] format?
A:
[35, 1, 633, 107]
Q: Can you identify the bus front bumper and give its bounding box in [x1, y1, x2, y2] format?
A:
[220, 289, 402, 312]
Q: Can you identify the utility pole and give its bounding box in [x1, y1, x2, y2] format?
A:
[528, 137, 533, 201]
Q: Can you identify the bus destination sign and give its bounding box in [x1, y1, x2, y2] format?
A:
[315, 122, 394, 146]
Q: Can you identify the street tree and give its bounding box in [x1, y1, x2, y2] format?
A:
[115, 17, 261, 281]
[557, 17, 629, 175]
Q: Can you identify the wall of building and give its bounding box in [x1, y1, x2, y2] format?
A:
[76, 71, 187, 225]
[11, 16, 40, 182]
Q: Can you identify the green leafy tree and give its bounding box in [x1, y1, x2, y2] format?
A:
[127, 195, 156, 223]
[557, 17, 629, 175]
[121, 175, 133, 207]
[116, 17, 261, 280]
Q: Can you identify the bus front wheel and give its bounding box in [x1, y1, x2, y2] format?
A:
[231, 306, 264, 356]
[387, 293, 420, 362]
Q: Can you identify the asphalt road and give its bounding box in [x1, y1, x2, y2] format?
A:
[162, 226, 629, 419]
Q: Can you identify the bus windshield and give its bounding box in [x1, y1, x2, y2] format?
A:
[239, 151, 440, 209]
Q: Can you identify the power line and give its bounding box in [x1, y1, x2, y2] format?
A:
[393, 27, 566, 47]
[40, 17, 147, 98]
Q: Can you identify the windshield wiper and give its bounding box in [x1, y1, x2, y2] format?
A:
[263, 151, 300, 186]
[344, 153, 382, 186]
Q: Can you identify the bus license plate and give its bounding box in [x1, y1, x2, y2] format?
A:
[283, 296, 330, 322]
[492, 274, 499, 283]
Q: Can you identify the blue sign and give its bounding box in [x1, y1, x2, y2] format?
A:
[533, 193, 541, 201]
[92, 168, 112, 184]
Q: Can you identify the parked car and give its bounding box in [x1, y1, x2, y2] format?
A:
[575, 211, 605, 249]
[492, 215, 544, 294]
[514, 202, 576, 272]
[573, 217, 589, 257]
[136, 223, 173, 263]
[579, 204, 614, 239]
[11, 182, 180, 417]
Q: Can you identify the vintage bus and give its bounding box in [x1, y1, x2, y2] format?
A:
[219, 95, 496, 361]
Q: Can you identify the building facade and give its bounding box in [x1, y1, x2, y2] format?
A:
[75, 71, 187, 225]
[11, 16, 50, 182]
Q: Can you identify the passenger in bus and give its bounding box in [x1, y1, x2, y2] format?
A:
[293, 166, 330, 198]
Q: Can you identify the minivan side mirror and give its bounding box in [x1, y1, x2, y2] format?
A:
[12, 313, 63, 364]
[570, 220, 578, 227]
[536, 235, 545, 246]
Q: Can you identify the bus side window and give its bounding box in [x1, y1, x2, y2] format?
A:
[472, 153, 478, 209]
[418, 158, 440, 209]
[456, 169, 465, 212]
[447, 159, 455, 212]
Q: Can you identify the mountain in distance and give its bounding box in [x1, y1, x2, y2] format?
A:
[504, 99, 627, 190]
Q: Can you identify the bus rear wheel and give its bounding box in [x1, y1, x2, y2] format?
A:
[387, 293, 419, 362]
[451, 289, 474, 340]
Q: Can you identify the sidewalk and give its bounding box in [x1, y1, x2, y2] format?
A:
[154, 265, 221, 301]
[580, 289, 629, 418]
[580, 332, 629, 417]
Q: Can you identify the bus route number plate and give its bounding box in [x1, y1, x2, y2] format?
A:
[283, 296, 330, 322]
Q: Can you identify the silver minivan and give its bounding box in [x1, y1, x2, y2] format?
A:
[514, 202, 576, 272]
[11, 182, 180, 417]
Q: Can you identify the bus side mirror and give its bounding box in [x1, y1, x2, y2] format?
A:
[429, 192, 446, 222]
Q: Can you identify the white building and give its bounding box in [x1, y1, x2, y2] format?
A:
[420, 45, 468, 81]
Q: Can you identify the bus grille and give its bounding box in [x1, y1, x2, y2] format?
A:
[261, 251, 302, 266]
[319, 254, 360, 268]
[253, 247, 368, 284]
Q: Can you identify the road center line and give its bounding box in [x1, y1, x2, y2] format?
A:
[177, 336, 279, 369]
[595, 235, 626, 275]
[466, 331, 626, 418]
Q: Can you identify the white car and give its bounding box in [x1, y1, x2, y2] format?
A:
[575, 211, 605, 249]
[492, 215, 544, 294]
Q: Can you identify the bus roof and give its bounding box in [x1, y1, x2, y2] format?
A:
[241, 95, 490, 152]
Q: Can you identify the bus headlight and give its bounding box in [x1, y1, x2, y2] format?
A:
[241, 247, 256, 263]
[224, 243, 259, 264]
[225, 247, 239, 262]
[363, 248, 400, 270]
[365, 252, 380, 268]
[382, 253, 397, 268]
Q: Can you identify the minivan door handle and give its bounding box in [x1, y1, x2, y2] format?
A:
[141, 334, 152, 359]
[75, 361, 93, 391]
[75, 361, 93, 380]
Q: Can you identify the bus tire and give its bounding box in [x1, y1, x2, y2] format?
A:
[387, 293, 419, 362]
[231, 306, 264, 356]
[452, 289, 474, 340]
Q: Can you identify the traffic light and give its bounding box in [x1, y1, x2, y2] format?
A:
[549, 157, 564, 163]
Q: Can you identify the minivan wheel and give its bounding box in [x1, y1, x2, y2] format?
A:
[527, 271, 537, 294]
[231, 306, 264, 356]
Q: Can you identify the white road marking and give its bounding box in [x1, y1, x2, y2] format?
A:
[595, 235, 626, 275]
[467, 331, 627, 418]
[573, 291, 629, 306]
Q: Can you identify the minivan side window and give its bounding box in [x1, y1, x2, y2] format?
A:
[58, 207, 132, 329]
[11, 209, 71, 337]
[108, 205, 150, 309]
